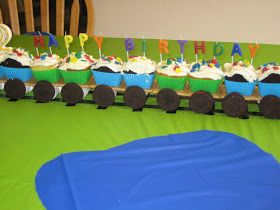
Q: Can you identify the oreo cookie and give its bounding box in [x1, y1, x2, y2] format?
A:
[1, 58, 29, 68]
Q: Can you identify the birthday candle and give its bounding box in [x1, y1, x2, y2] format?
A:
[33, 32, 45, 56]
[177, 35, 187, 62]
[194, 41, 206, 62]
[79, 33, 88, 53]
[47, 33, 58, 55]
[213, 41, 224, 60]
[231, 42, 242, 63]
[159, 39, 169, 62]
[64, 32, 73, 56]
[93, 34, 104, 59]
[125, 38, 134, 60]
[248, 42, 260, 65]
[142, 37, 146, 57]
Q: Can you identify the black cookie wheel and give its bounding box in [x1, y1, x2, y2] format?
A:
[61, 83, 84, 105]
[259, 95, 280, 119]
[222, 92, 247, 118]
[157, 88, 180, 112]
[93, 85, 116, 108]
[123, 86, 146, 110]
[33, 80, 56, 103]
[189, 91, 215, 114]
[4, 79, 26, 100]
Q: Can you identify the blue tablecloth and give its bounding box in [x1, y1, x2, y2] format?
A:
[36, 130, 280, 210]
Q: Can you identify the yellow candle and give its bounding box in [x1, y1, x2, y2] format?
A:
[79, 33, 88, 47]
[64, 35, 73, 49]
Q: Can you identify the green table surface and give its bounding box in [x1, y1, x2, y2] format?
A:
[1, 36, 280, 210]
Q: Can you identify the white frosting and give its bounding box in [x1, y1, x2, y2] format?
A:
[224, 61, 257, 82]
[189, 62, 224, 80]
[157, 60, 190, 76]
[59, 52, 95, 71]
[30, 53, 61, 67]
[91, 56, 123, 73]
[257, 63, 280, 81]
[124, 56, 156, 74]
[0, 50, 7, 63]
[4, 48, 32, 66]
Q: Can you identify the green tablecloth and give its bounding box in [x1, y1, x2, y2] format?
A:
[1, 36, 280, 210]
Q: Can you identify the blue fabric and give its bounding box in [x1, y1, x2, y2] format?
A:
[35, 130, 280, 210]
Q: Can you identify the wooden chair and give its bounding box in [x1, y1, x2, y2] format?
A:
[0, 0, 95, 36]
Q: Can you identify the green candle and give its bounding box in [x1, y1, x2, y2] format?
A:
[142, 37, 146, 57]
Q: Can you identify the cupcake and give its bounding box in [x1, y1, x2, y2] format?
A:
[59, 52, 95, 84]
[1, 48, 33, 82]
[224, 60, 257, 96]
[188, 59, 224, 94]
[30, 53, 62, 83]
[257, 62, 280, 97]
[123, 56, 156, 89]
[156, 58, 189, 90]
[0, 49, 8, 78]
[91, 56, 123, 87]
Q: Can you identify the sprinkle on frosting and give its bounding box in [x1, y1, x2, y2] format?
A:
[59, 52, 95, 71]
[224, 60, 257, 82]
[157, 58, 190, 76]
[189, 59, 224, 80]
[4, 48, 33, 66]
[91, 56, 123, 72]
[30, 53, 61, 67]
[124, 56, 156, 74]
[257, 62, 280, 81]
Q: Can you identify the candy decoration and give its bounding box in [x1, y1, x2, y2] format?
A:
[125, 38, 134, 60]
[177, 39, 187, 61]
[213, 42, 224, 59]
[249, 43, 260, 65]
[0, 24, 12, 49]
[159, 39, 169, 62]
[64, 33, 73, 57]
[93, 35, 104, 59]
[142, 37, 146, 57]
[194, 41, 206, 62]
[231, 42, 242, 63]
[79, 33, 88, 53]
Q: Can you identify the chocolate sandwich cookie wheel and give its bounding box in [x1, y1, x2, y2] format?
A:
[259, 95, 280, 119]
[124, 86, 146, 110]
[157, 88, 180, 112]
[61, 83, 84, 105]
[189, 91, 215, 114]
[33, 81, 55, 103]
[4, 79, 26, 100]
[222, 92, 247, 117]
[93, 85, 115, 108]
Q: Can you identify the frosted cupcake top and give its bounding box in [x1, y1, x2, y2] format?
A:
[124, 56, 156, 74]
[224, 60, 257, 82]
[4, 48, 33, 66]
[189, 59, 224, 80]
[0, 49, 7, 63]
[157, 58, 190, 76]
[91, 56, 123, 73]
[59, 52, 95, 71]
[257, 62, 280, 81]
[30, 53, 61, 67]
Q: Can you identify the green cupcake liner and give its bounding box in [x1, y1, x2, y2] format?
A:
[60, 69, 91, 84]
[32, 68, 62, 83]
[156, 74, 187, 90]
[188, 77, 223, 94]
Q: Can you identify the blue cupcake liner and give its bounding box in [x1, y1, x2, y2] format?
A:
[3, 66, 32, 82]
[92, 70, 123, 87]
[0, 66, 4, 78]
[225, 79, 257, 96]
[258, 82, 280, 97]
[123, 73, 155, 89]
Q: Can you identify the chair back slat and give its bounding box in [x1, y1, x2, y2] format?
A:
[85, 0, 94, 36]
[56, 0, 65, 36]
[69, 0, 80, 36]
[23, 0, 35, 32]
[40, 0, 50, 32]
[7, 0, 20, 34]
[0, 9, 3, 23]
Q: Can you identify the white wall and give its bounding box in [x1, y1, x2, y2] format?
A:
[93, 0, 280, 44]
